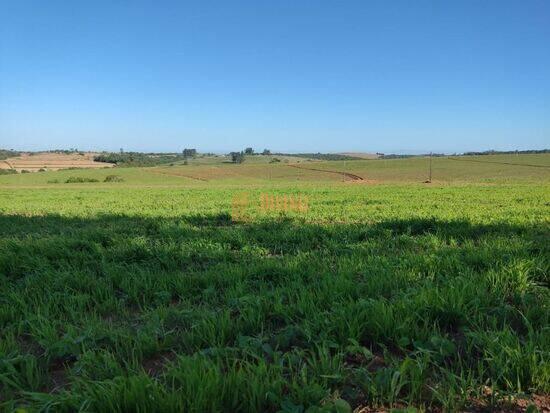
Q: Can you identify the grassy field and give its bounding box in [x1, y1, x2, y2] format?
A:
[0, 155, 549, 412]
[1, 154, 548, 188]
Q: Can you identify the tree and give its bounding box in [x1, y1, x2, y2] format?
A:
[230, 152, 245, 164]
[262, 149, 271, 155]
[244, 147, 254, 155]
[183, 148, 197, 158]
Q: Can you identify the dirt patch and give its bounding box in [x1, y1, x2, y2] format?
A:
[467, 392, 550, 413]
[354, 394, 549, 413]
[148, 169, 209, 182]
[0, 152, 115, 172]
[287, 164, 364, 181]
[39, 358, 72, 394]
[142, 351, 177, 377]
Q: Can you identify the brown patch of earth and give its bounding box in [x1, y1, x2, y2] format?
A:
[142, 351, 177, 377]
[0, 152, 115, 172]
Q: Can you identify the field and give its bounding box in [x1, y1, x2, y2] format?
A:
[0, 153, 114, 172]
[0, 154, 549, 412]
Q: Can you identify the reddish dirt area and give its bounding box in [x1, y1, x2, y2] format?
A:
[148, 169, 209, 181]
[287, 164, 365, 181]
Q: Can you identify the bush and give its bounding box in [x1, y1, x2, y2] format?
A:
[21, 170, 30, 173]
[47, 179, 60, 184]
[0, 149, 19, 160]
[0, 169, 17, 175]
[104, 175, 124, 182]
[230, 152, 245, 163]
[65, 176, 99, 183]
[38, 168, 46, 172]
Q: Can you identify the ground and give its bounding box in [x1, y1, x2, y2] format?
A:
[0, 154, 548, 412]
[0, 152, 114, 172]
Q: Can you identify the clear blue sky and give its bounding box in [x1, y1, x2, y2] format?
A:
[1, 0, 549, 154]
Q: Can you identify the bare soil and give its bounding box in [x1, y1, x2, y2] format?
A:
[0, 152, 115, 172]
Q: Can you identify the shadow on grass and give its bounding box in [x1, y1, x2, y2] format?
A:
[1, 212, 547, 286]
[0, 213, 548, 411]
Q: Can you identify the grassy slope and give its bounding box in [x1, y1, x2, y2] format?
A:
[0, 155, 549, 412]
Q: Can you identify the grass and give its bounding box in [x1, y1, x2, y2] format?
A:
[0, 155, 549, 412]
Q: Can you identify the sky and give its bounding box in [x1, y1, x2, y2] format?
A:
[1, 0, 549, 154]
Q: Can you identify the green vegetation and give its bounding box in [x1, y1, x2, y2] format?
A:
[230, 151, 246, 164]
[103, 175, 124, 183]
[0, 149, 19, 160]
[65, 176, 100, 183]
[94, 152, 189, 167]
[274, 153, 361, 161]
[182, 148, 197, 158]
[0, 169, 17, 175]
[463, 149, 549, 156]
[0, 154, 548, 411]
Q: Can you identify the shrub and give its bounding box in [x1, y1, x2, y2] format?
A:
[230, 152, 245, 163]
[21, 170, 30, 173]
[47, 179, 60, 184]
[65, 176, 99, 183]
[104, 175, 124, 182]
[0, 169, 17, 175]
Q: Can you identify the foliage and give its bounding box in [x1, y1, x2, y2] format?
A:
[65, 176, 100, 183]
[104, 175, 124, 182]
[183, 148, 197, 158]
[94, 152, 188, 167]
[463, 149, 549, 156]
[274, 153, 361, 161]
[0, 149, 19, 160]
[0, 169, 17, 175]
[231, 151, 246, 163]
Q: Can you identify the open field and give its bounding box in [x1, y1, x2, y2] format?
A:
[0, 154, 549, 412]
[0, 152, 115, 172]
[0, 154, 549, 188]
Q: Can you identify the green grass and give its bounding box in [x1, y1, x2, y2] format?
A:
[0, 156, 549, 412]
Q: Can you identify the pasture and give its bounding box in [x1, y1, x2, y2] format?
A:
[0, 154, 549, 412]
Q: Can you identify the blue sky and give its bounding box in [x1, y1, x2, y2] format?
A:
[1, 0, 549, 154]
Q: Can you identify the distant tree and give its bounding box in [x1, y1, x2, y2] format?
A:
[230, 152, 245, 164]
[262, 149, 271, 155]
[244, 147, 254, 155]
[183, 148, 197, 158]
